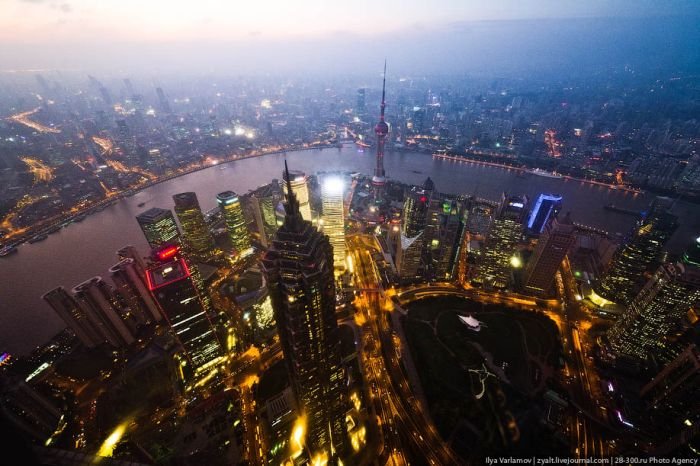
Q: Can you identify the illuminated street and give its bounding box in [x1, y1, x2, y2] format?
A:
[349, 234, 463, 465]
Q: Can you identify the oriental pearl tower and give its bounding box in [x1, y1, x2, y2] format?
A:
[372, 60, 389, 203]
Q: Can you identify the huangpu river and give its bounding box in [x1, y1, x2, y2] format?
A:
[2, 146, 699, 355]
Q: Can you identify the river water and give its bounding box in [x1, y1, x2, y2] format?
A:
[2, 146, 699, 355]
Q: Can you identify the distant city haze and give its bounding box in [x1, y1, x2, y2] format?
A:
[0, 1, 698, 75]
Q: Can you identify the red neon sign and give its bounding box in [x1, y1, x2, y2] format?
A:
[157, 246, 179, 261]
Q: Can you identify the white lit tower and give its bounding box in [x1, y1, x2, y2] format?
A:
[321, 175, 347, 271]
[282, 170, 312, 222]
[372, 61, 389, 203]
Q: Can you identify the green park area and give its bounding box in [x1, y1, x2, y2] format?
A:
[403, 296, 568, 461]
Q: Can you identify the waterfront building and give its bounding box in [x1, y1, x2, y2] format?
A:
[173, 192, 215, 262]
[527, 193, 562, 235]
[217, 191, 251, 259]
[261, 162, 348, 459]
[523, 213, 576, 295]
[71, 277, 135, 347]
[136, 207, 180, 249]
[42, 287, 104, 348]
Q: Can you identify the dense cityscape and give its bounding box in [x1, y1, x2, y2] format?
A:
[1, 3, 700, 466]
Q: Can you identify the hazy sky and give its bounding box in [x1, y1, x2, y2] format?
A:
[1, 0, 698, 74]
[3, 0, 697, 42]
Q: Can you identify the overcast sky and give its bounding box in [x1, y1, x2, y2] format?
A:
[1, 0, 698, 74]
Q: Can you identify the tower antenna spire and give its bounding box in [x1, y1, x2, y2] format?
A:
[380, 59, 387, 121]
[372, 60, 389, 202]
[283, 159, 301, 219]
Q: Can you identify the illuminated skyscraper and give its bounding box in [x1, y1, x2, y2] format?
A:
[251, 184, 280, 247]
[72, 277, 135, 347]
[594, 197, 678, 306]
[372, 61, 389, 203]
[432, 199, 465, 280]
[109, 258, 162, 324]
[136, 207, 180, 248]
[396, 233, 424, 281]
[173, 192, 215, 261]
[606, 238, 700, 360]
[527, 193, 562, 234]
[282, 170, 312, 222]
[523, 213, 576, 295]
[262, 162, 347, 459]
[321, 175, 346, 270]
[396, 187, 429, 280]
[146, 245, 222, 377]
[473, 194, 527, 290]
[402, 187, 429, 237]
[217, 191, 251, 258]
[43, 287, 103, 348]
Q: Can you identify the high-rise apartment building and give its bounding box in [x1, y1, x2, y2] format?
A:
[71, 277, 135, 348]
[42, 287, 103, 348]
[261, 163, 347, 459]
[136, 207, 180, 248]
[109, 258, 162, 324]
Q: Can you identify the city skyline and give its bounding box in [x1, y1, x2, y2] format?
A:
[1, 7, 700, 463]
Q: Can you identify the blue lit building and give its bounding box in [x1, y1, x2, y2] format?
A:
[527, 194, 562, 234]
